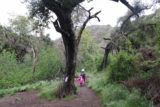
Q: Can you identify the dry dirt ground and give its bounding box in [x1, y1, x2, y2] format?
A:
[0, 87, 101, 107]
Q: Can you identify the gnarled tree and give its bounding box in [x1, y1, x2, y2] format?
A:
[26, 0, 100, 98]
[98, 0, 141, 71]
[98, 0, 160, 71]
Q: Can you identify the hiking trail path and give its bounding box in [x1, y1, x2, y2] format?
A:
[0, 86, 101, 107]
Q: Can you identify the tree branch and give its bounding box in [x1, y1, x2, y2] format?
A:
[111, 0, 139, 16]
[52, 19, 68, 36]
[120, 0, 138, 15]
[104, 38, 111, 40]
[52, 20, 62, 33]
[76, 8, 101, 45]
[101, 47, 106, 50]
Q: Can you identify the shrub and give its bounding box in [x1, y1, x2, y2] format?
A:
[0, 46, 62, 89]
[102, 84, 153, 107]
[35, 46, 62, 80]
[88, 73, 153, 107]
[0, 50, 33, 88]
[106, 51, 138, 82]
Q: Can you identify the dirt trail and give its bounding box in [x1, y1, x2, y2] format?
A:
[0, 87, 101, 107]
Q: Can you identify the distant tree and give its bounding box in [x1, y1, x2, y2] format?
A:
[0, 26, 32, 63]
[9, 15, 33, 36]
[0, 16, 39, 68]
[78, 30, 101, 71]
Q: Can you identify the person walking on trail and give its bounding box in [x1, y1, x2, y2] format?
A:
[76, 69, 86, 86]
[78, 75, 84, 86]
[80, 69, 86, 82]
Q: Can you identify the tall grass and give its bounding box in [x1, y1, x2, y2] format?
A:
[88, 72, 153, 107]
[0, 80, 59, 100]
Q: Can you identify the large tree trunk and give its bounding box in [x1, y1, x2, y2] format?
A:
[56, 34, 78, 98]
[55, 13, 78, 98]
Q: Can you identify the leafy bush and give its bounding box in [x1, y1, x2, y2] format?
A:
[0, 46, 62, 89]
[35, 46, 62, 80]
[0, 50, 33, 88]
[102, 84, 153, 107]
[88, 73, 153, 107]
[106, 51, 138, 82]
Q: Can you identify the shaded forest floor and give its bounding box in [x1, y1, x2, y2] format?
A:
[0, 86, 101, 107]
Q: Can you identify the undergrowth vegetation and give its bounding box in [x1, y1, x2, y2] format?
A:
[88, 72, 153, 107]
[0, 80, 59, 100]
[35, 46, 62, 80]
[0, 45, 62, 89]
[77, 31, 102, 72]
[0, 50, 33, 88]
[106, 51, 138, 82]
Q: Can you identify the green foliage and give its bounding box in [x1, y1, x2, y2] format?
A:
[0, 50, 33, 88]
[88, 73, 153, 107]
[155, 23, 160, 50]
[38, 80, 59, 101]
[0, 45, 62, 88]
[9, 15, 33, 36]
[106, 51, 138, 82]
[102, 84, 153, 107]
[88, 73, 106, 92]
[0, 80, 58, 99]
[118, 36, 133, 52]
[78, 30, 102, 72]
[35, 46, 62, 80]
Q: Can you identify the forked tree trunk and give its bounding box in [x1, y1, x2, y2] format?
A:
[41, 0, 101, 98]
